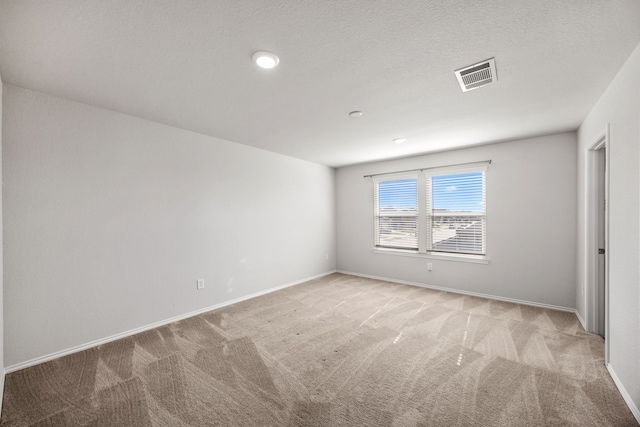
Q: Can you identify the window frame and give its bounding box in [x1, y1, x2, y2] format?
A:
[372, 164, 488, 264]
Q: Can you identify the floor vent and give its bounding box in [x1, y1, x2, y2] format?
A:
[455, 58, 497, 92]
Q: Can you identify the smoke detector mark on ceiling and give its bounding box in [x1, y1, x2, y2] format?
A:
[455, 58, 497, 92]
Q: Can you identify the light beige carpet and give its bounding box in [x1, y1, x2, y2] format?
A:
[1, 273, 637, 426]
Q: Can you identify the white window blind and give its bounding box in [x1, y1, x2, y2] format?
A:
[426, 171, 486, 255]
[374, 177, 418, 250]
[372, 163, 487, 258]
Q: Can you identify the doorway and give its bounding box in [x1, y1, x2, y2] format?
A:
[595, 146, 606, 337]
[587, 125, 609, 361]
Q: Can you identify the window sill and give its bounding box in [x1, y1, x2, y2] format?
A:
[372, 248, 489, 264]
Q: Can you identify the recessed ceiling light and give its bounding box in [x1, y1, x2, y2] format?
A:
[252, 51, 279, 69]
[349, 111, 363, 118]
[393, 138, 407, 144]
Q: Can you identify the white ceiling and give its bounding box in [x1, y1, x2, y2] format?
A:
[1, 1, 639, 167]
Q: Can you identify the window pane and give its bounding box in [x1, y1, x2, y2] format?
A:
[376, 179, 418, 250]
[378, 216, 418, 249]
[431, 215, 484, 254]
[432, 172, 484, 213]
[379, 179, 418, 211]
[429, 172, 485, 255]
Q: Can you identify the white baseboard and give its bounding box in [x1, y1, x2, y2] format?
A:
[574, 309, 587, 331]
[5, 270, 337, 374]
[337, 270, 576, 313]
[607, 363, 640, 423]
[0, 368, 5, 418]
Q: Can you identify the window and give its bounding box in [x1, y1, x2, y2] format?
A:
[374, 177, 418, 250]
[373, 163, 487, 259]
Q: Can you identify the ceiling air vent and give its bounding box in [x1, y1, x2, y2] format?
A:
[455, 58, 497, 92]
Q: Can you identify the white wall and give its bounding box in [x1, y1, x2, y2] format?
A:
[2, 85, 336, 367]
[337, 133, 577, 309]
[577, 41, 640, 417]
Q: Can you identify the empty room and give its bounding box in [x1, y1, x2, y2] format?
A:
[1, 1, 639, 426]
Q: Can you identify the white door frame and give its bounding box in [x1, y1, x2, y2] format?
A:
[586, 124, 610, 362]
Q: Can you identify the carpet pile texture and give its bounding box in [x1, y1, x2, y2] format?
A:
[1, 273, 636, 426]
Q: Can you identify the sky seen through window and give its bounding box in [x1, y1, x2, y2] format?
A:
[379, 172, 483, 212]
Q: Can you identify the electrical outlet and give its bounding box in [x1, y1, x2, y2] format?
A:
[197, 279, 205, 290]
[427, 263, 433, 271]
[325, 253, 329, 260]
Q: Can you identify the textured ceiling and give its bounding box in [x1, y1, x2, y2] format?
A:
[1, 1, 640, 167]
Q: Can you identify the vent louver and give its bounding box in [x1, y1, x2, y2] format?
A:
[455, 58, 497, 92]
